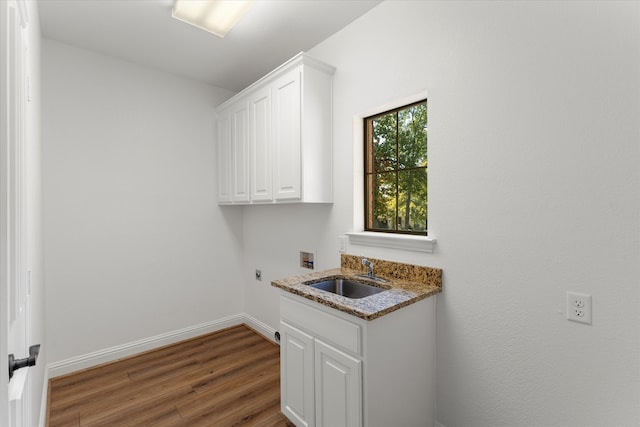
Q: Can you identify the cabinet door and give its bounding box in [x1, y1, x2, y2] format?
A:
[272, 67, 302, 200]
[249, 87, 272, 201]
[281, 322, 315, 427]
[230, 102, 250, 202]
[314, 339, 362, 427]
[216, 113, 231, 203]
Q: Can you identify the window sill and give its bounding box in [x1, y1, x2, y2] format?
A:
[346, 232, 437, 253]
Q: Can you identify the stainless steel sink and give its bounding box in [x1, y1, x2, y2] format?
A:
[307, 278, 386, 299]
[355, 274, 388, 283]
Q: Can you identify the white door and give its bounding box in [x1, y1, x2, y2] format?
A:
[249, 86, 272, 202]
[230, 101, 250, 202]
[280, 321, 315, 427]
[1, 1, 30, 425]
[314, 339, 362, 427]
[216, 111, 232, 203]
[272, 67, 302, 200]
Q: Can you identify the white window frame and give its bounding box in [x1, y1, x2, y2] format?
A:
[348, 90, 436, 253]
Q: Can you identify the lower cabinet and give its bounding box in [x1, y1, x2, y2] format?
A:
[279, 293, 436, 427]
[314, 339, 362, 427]
[280, 321, 314, 427]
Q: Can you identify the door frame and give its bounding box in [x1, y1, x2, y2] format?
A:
[1, 0, 30, 424]
[1, 0, 12, 420]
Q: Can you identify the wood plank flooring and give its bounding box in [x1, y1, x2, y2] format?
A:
[47, 325, 293, 427]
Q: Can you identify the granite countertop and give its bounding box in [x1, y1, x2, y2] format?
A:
[271, 255, 443, 321]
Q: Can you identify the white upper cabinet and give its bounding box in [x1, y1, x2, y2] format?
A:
[249, 86, 273, 202]
[231, 101, 250, 203]
[217, 99, 250, 203]
[272, 67, 302, 201]
[216, 52, 335, 205]
[216, 113, 231, 203]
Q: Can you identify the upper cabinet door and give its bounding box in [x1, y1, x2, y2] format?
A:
[272, 67, 302, 201]
[249, 87, 272, 202]
[216, 113, 232, 203]
[230, 102, 250, 203]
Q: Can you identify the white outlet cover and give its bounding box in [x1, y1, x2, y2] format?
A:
[338, 236, 347, 253]
[566, 292, 592, 325]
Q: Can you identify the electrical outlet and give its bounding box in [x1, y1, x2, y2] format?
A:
[255, 269, 262, 281]
[566, 292, 592, 325]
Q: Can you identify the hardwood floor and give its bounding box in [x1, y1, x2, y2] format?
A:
[47, 325, 293, 427]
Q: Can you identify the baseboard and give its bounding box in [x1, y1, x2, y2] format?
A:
[47, 313, 246, 378]
[435, 422, 447, 427]
[243, 313, 278, 343]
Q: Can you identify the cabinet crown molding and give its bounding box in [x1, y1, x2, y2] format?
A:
[217, 52, 335, 113]
[216, 51, 335, 205]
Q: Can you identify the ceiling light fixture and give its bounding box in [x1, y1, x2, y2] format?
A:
[172, 0, 255, 38]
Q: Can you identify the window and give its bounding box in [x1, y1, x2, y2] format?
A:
[364, 99, 427, 235]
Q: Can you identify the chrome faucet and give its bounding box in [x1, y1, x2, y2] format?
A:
[361, 256, 374, 278]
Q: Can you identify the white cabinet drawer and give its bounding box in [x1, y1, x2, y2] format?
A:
[281, 296, 361, 355]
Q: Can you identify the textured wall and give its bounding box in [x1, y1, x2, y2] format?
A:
[42, 39, 244, 364]
[244, 1, 640, 425]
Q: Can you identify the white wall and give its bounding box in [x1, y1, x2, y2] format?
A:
[39, 1, 639, 425]
[42, 39, 244, 364]
[243, 1, 640, 426]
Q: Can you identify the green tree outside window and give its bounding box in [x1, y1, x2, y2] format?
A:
[365, 100, 427, 235]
